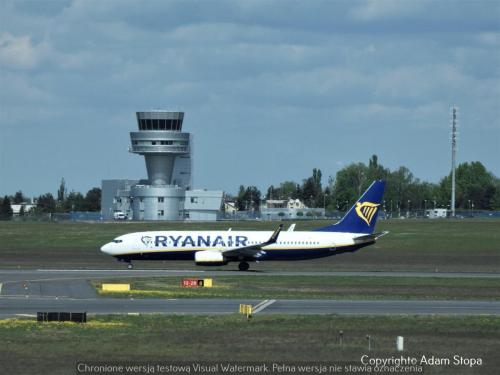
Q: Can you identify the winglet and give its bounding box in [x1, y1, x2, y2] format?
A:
[268, 224, 283, 244]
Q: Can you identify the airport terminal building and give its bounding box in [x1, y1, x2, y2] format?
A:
[101, 111, 223, 221]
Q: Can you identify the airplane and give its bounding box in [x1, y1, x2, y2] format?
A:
[100, 180, 388, 271]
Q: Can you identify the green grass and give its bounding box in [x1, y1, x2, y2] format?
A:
[1, 315, 499, 374]
[0, 219, 499, 271]
[92, 275, 500, 300]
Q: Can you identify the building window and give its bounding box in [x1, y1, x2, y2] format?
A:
[158, 197, 164, 202]
[115, 198, 122, 203]
[191, 197, 198, 203]
[152, 141, 156, 145]
[158, 210, 164, 216]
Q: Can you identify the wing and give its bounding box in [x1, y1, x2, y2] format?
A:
[222, 224, 283, 260]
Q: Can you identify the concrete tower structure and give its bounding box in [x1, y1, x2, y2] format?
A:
[131, 111, 189, 185]
[101, 110, 222, 221]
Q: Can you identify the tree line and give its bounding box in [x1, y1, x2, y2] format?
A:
[0, 178, 101, 220]
[233, 155, 500, 212]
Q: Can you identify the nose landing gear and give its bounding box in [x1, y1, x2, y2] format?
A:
[238, 262, 249, 271]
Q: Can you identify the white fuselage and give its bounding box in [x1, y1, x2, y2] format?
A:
[101, 230, 362, 262]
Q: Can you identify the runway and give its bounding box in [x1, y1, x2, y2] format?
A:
[1, 269, 499, 318]
[2, 296, 499, 317]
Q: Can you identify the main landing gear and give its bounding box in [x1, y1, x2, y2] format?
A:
[238, 262, 249, 271]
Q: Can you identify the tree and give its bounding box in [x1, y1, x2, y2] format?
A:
[63, 191, 86, 212]
[236, 185, 246, 211]
[36, 193, 56, 213]
[438, 161, 497, 209]
[333, 162, 368, 206]
[0, 196, 14, 220]
[235, 185, 261, 211]
[84, 187, 101, 211]
[13, 191, 25, 204]
[57, 178, 66, 202]
[300, 168, 323, 207]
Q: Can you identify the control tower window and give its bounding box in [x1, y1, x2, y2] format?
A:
[152, 119, 159, 130]
[159, 120, 165, 130]
[165, 120, 172, 130]
[146, 119, 152, 130]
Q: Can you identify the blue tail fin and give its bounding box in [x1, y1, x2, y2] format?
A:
[316, 180, 386, 234]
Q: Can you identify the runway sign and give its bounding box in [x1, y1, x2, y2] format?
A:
[239, 304, 253, 319]
[181, 278, 213, 288]
[102, 283, 130, 292]
[37, 312, 86, 323]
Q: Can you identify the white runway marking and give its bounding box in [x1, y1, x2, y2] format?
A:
[253, 299, 276, 314]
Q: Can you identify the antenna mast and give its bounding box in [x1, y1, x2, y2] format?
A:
[450, 106, 458, 218]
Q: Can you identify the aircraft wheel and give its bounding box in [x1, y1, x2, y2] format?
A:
[238, 262, 249, 271]
[127, 263, 133, 270]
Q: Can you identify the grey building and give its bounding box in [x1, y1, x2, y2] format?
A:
[101, 111, 222, 221]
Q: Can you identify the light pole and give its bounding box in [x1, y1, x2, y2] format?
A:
[407, 200, 411, 218]
[424, 199, 427, 218]
[323, 193, 328, 217]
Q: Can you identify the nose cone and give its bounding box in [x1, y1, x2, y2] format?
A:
[100, 243, 113, 254]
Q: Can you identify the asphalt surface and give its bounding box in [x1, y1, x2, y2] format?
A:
[2, 297, 499, 317]
[1, 269, 499, 317]
[2, 269, 500, 284]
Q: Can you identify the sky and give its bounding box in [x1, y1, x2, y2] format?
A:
[1, 0, 499, 198]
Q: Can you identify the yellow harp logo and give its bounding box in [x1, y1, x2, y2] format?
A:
[355, 201, 380, 226]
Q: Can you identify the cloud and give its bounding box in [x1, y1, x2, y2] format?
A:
[0, 32, 47, 69]
[0, 0, 499, 197]
[349, 0, 427, 21]
[476, 32, 500, 46]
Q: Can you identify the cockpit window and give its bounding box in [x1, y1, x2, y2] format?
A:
[112, 239, 123, 243]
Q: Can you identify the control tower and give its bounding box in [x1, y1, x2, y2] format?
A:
[128, 111, 191, 220]
[130, 111, 190, 185]
[101, 109, 222, 222]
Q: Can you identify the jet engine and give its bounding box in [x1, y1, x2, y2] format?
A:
[195, 250, 228, 266]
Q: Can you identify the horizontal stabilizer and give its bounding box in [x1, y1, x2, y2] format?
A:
[354, 231, 389, 243]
